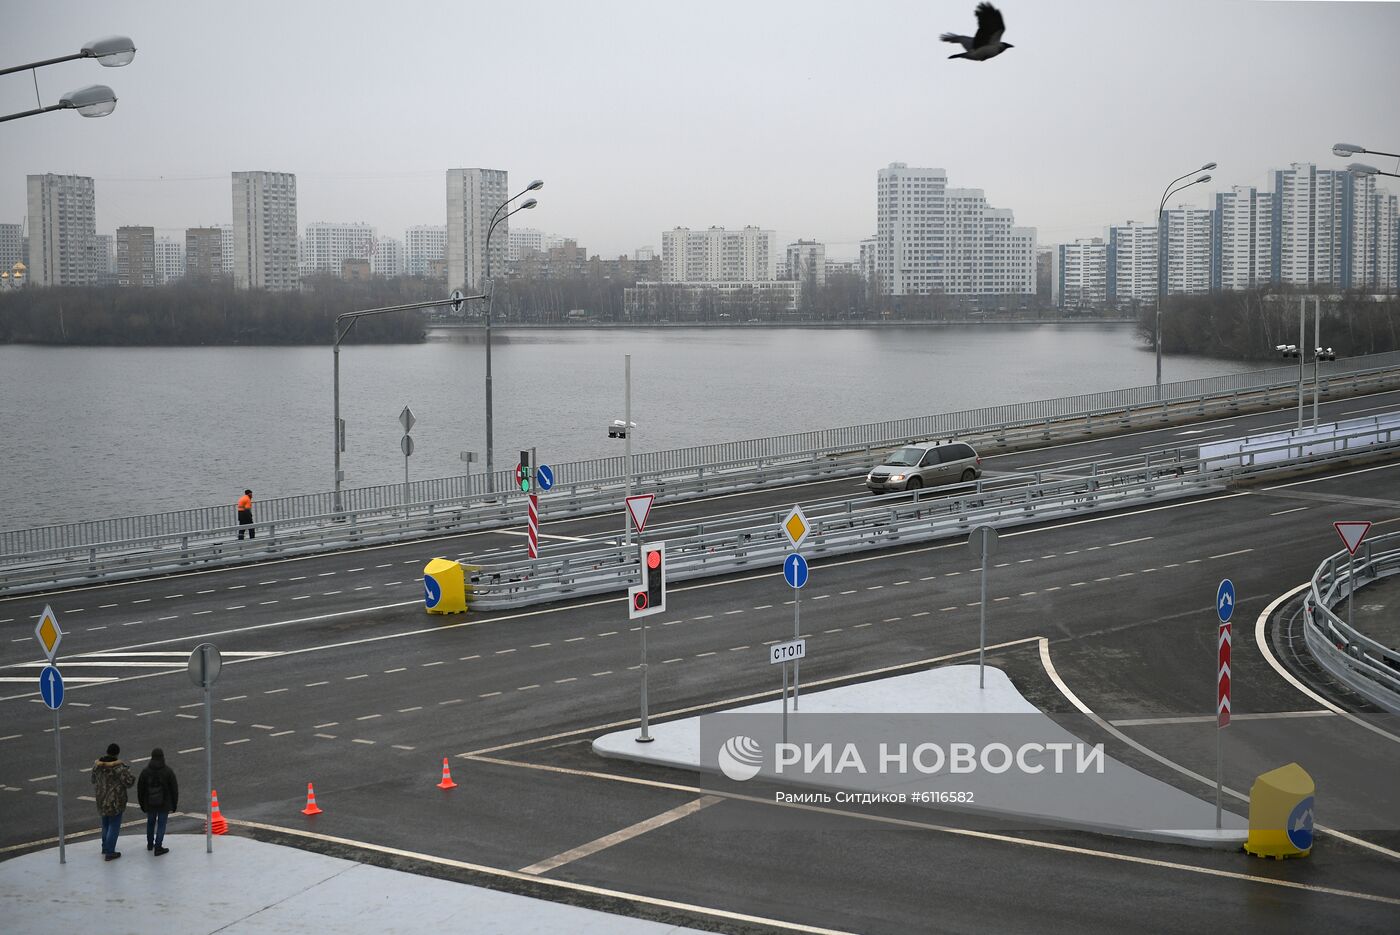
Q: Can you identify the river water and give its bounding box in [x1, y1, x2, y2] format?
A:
[0, 324, 1266, 531]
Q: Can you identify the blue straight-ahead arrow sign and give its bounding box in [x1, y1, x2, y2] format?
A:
[783, 552, 809, 589]
[40, 665, 64, 710]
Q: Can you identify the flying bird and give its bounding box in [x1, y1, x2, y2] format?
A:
[941, 3, 1014, 61]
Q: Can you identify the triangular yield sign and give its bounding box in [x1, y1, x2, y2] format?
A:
[1334, 521, 1371, 556]
[626, 494, 655, 534]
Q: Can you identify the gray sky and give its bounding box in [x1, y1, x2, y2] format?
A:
[3, 0, 1397, 259]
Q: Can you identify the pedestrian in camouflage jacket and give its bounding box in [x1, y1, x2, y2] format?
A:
[92, 742, 135, 859]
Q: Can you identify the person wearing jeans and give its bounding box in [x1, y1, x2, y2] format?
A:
[91, 743, 135, 860]
[137, 747, 178, 855]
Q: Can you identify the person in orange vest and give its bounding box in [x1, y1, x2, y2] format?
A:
[236, 489, 254, 540]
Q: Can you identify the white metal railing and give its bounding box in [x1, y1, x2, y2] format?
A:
[6, 350, 1400, 559]
[1303, 530, 1400, 713]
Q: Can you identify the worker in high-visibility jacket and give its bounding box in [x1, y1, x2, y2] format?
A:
[236, 489, 254, 540]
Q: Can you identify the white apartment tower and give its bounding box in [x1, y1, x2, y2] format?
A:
[304, 222, 376, 276]
[155, 236, 186, 284]
[785, 240, 826, 288]
[1345, 174, 1398, 291]
[875, 164, 1035, 297]
[231, 171, 299, 291]
[1106, 222, 1157, 305]
[405, 225, 447, 278]
[858, 237, 878, 284]
[27, 174, 96, 287]
[1212, 186, 1273, 292]
[1271, 163, 1347, 289]
[371, 236, 404, 279]
[1051, 238, 1107, 308]
[661, 226, 777, 282]
[446, 168, 509, 292]
[1161, 206, 1212, 295]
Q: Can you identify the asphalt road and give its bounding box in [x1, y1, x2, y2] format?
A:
[3, 390, 1400, 934]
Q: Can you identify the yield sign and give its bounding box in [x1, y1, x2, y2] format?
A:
[1217, 623, 1232, 728]
[626, 494, 655, 534]
[1333, 521, 1371, 556]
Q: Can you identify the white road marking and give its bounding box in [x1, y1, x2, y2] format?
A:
[1270, 507, 1308, 516]
[398, 707, 422, 713]
[519, 795, 723, 876]
[1209, 549, 1253, 560]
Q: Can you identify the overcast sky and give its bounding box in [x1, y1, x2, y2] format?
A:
[3, 0, 1397, 259]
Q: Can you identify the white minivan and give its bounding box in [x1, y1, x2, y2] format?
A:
[865, 441, 981, 493]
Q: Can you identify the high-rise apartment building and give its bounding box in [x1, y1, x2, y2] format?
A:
[155, 236, 185, 284]
[231, 171, 299, 291]
[185, 227, 226, 282]
[661, 226, 777, 282]
[875, 164, 1035, 297]
[115, 226, 156, 287]
[405, 225, 447, 279]
[216, 224, 235, 278]
[0, 223, 23, 271]
[1344, 174, 1398, 291]
[1161, 206, 1212, 295]
[785, 240, 826, 288]
[1271, 163, 1346, 289]
[305, 222, 375, 276]
[446, 168, 508, 291]
[858, 237, 878, 284]
[94, 233, 118, 285]
[371, 236, 404, 278]
[1051, 238, 1107, 308]
[27, 174, 96, 287]
[1212, 186, 1273, 292]
[509, 227, 545, 260]
[1106, 222, 1157, 305]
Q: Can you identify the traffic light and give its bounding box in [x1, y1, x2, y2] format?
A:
[518, 449, 532, 493]
[628, 541, 666, 619]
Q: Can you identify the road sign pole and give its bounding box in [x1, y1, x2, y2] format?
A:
[53, 704, 64, 864]
[1215, 708, 1223, 830]
[638, 612, 651, 743]
[979, 528, 989, 689]
[205, 681, 213, 853]
[1347, 550, 1356, 634]
[792, 582, 801, 710]
[782, 662, 789, 746]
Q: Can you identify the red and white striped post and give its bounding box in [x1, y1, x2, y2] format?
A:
[527, 493, 539, 559]
[1216, 620, 1231, 829]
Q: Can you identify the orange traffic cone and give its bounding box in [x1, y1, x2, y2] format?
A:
[436, 757, 458, 790]
[301, 782, 323, 816]
[209, 789, 228, 835]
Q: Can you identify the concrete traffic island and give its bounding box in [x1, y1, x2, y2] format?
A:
[0, 833, 708, 934]
[593, 665, 1248, 848]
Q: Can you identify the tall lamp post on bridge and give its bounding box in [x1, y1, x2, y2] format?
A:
[332, 294, 481, 513]
[1154, 162, 1215, 399]
[481, 179, 543, 494]
[0, 35, 135, 124]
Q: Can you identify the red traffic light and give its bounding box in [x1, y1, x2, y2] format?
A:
[646, 550, 661, 570]
[633, 592, 649, 610]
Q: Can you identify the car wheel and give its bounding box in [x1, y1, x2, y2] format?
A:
[960, 469, 976, 482]
[906, 477, 922, 491]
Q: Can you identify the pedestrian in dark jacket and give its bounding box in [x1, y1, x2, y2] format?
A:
[91, 742, 135, 860]
[137, 747, 178, 855]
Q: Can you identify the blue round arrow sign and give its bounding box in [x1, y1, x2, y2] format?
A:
[424, 575, 442, 609]
[1216, 579, 1235, 623]
[40, 664, 64, 710]
[536, 464, 554, 491]
[783, 553, 809, 589]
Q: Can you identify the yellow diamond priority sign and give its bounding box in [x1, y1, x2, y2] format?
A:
[35, 605, 63, 661]
[781, 505, 810, 549]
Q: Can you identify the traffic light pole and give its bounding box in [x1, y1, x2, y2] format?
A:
[636, 537, 652, 744]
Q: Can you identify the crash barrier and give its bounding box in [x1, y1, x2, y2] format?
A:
[3, 417, 1397, 599]
[1302, 529, 1400, 713]
[5, 350, 1400, 560]
[1243, 763, 1315, 859]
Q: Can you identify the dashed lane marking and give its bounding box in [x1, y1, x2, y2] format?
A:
[519, 795, 724, 876]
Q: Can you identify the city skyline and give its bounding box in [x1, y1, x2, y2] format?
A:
[2, 1, 1397, 259]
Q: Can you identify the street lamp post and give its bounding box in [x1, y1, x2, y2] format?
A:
[1154, 163, 1215, 398]
[332, 295, 480, 513]
[481, 180, 543, 494]
[0, 36, 135, 124]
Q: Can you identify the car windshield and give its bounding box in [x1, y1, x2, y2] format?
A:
[885, 447, 925, 467]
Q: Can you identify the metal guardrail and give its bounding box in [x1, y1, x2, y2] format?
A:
[1303, 530, 1400, 713]
[459, 422, 1400, 610]
[7, 350, 1400, 558]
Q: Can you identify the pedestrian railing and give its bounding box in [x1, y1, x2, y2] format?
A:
[1303, 530, 1400, 713]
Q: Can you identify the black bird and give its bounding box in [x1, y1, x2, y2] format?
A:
[941, 3, 1014, 61]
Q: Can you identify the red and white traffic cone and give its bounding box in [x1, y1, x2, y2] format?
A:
[301, 782, 323, 816]
[436, 757, 458, 790]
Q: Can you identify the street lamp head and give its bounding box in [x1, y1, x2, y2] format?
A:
[1347, 162, 1379, 177]
[60, 85, 117, 117]
[526, 179, 544, 192]
[520, 198, 538, 210]
[1333, 143, 1363, 158]
[1200, 162, 1218, 171]
[1195, 174, 1212, 184]
[82, 36, 136, 67]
